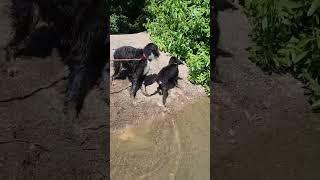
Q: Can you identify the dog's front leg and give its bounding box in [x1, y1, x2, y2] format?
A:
[130, 65, 145, 98]
[5, 1, 38, 61]
[130, 77, 141, 106]
[64, 21, 107, 119]
[4, 0, 39, 77]
[130, 77, 139, 98]
[162, 88, 169, 106]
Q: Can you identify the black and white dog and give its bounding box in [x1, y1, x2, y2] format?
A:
[112, 43, 160, 98]
[4, 0, 108, 118]
[147, 56, 184, 106]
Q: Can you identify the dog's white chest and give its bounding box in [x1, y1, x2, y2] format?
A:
[143, 60, 150, 75]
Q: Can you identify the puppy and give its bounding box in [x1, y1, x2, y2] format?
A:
[112, 43, 160, 98]
[147, 57, 184, 106]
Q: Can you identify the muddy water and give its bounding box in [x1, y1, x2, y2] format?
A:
[110, 97, 210, 180]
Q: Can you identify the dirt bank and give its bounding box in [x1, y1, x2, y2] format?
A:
[212, 7, 320, 180]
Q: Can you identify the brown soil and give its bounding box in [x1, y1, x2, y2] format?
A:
[0, 1, 108, 179]
[212, 8, 320, 180]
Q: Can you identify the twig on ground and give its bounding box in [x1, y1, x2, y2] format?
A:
[110, 85, 130, 94]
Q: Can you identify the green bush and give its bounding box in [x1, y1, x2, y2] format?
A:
[111, 0, 147, 34]
[244, 0, 320, 111]
[145, 0, 210, 91]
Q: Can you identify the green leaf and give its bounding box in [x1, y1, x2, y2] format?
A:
[311, 100, 320, 110]
[292, 51, 308, 64]
[262, 17, 268, 30]
[307, 0, 320, 16]
[279, 0, 303, 9]
[317, 34, 320, 49]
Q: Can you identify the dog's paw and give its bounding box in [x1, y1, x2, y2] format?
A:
[162, 106, 171, 113]
[141, 91, 149, 96]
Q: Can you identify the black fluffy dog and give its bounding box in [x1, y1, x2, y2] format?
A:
[112, 43, 160, 98]
[4, 0, 108, 118]
[147, 57, 184, 106]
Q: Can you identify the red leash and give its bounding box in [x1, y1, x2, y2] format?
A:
[112, 58, 142, 61]
[112, 54, 147, 61]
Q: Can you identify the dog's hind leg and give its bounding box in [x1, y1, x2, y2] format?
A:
[112, 61, 121, 83]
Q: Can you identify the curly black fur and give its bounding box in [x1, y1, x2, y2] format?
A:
[112, 43, 160, 98]
[5, 0, 109, 118]
[147, 57, 183, 106]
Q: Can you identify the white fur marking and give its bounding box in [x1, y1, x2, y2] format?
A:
[148, 52, 156, 60]
[143, 60, 150, 75]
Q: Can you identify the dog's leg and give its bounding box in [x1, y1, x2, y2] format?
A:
[173, 77, 182, 88]
[130, 76, 139, 98]
[143, 84, 148, 95]
[4, 0, 39, 76]
[5, 1, 38, 62]
[112, 61, 121, 84]
[162, 87, 169, 106]
[130, 65, 145, 98]
[64, 19, 107, 120]
[139, 75, 149, 96]
[140, 85, 148, 96]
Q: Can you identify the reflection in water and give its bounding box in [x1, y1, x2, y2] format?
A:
[111, 97, 210, 180]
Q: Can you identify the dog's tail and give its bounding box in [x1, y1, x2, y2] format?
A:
[144, 74, 158, 86]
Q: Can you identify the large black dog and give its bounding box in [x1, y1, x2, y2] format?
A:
[112, 43, 160, 98]
[4, 0, 108, 118]
[147, 56, 184, 106]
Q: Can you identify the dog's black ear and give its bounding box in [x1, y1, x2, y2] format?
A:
[143, 48, 151, 57]
[178, 59, 184, 65]
[179, 57, 186, 65]
[144, 43, 160, 58]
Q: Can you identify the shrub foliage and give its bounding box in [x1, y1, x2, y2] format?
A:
[111, 0, 147, 34]
[145, 0, 210, 91]
[244, 0, 320, 111]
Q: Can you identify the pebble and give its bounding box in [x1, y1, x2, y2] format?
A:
[228, 129, 236, 136]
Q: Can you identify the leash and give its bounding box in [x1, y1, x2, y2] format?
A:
[111, 58, 142, 61]
[111, 52, 147, 62]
